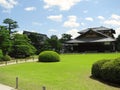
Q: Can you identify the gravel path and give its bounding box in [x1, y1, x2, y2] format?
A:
[0, 84, 15, 90]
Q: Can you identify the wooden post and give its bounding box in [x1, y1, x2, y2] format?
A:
[33, 56, 34, 61]
[42, 86, 46, 90]
[16, 77, 18, 89]
[16, 59, 18, 64]
[5, 61, 7, 65]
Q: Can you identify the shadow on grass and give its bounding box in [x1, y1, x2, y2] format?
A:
[90, 76, 120, 88]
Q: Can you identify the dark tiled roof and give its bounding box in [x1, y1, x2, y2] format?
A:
[66, 26, 116, 43]
[79, 26, 115, 34]
[66, 37, 115, 43]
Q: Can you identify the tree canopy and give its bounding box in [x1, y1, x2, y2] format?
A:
[3, 18, 18, 34]
[0, 27, 12, 55]
[10, 34, 36, 58]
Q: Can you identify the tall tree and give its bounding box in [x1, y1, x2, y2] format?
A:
[3, 18, 18, 34]
[0, 26, 12, 55]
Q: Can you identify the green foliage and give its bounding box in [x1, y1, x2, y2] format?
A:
[0, 49, 3, 61]
[24, 31, 48, 54]
[91, 59, 110, 78]
[2, 55, 11, 61]
[116, 34, 120, 51]
[13, 45, 35, 58]
[0, 28, 12, 55]
[101, 58, 120, 84]
[42, 35, 62, 53]
[92, 57, 120, 84]
[3, 18, 18, 34]
[38, 51, 60, 62]
[60, 33, 72, 43]
[10, 34, 36, 58]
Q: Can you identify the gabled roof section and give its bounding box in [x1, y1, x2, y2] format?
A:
[66, 26, 116, 44]
[76, 29, 109, 39]
[78, 26, 115, 34]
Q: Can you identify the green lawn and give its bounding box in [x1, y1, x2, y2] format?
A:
[0, 53, 119, 90]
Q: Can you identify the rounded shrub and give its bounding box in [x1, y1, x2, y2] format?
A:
[92, 58, 120, 85]
[38, 51, 60, 62]
[101, 58, 120, 84]
[91, 59, 110, 78]
[2, 55, 11, 61]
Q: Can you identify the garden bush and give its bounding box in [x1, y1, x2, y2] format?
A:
[101, 58, 120, 84]
[0, 49, 3, 61]
[92, 58, 120, 84]
[38, 51, 60, 62]
[2, 55, 11, 61]
[91, 59, 110, 78]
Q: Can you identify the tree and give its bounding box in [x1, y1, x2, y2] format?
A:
[10, 34, 36, 58]
[0, 49, 3, 61]
[60, 33, 72, 43]
[42, 35, 62, 53]
[116, 34, 120, 51]
[3, 18, 18, 34]
[59, 34, 72, 53]
[0, 26, 12, 55]
[25, 32, 47, 54]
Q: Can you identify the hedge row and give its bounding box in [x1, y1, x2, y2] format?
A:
[92, 58, 120, 84]
[0, 49, 11, 61]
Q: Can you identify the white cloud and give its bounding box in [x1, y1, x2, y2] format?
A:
[17, 30, 23, 34]
[85, 17, 93, 21]
[104, 20, 120, 26]
[66, 29, 79, 39]
[47, 14, 63, 22]
[81, 22, 85, 26]
[83, 10, 88, 13]
[111, 14, 120, 20]
[63, 15, 80, 28]
[97, 16, 105, 20]
[104, 14, 120, 26]
[43, 0, 81, 11]
[48, 29, 58, 32]
[25, 7, 36, 11]
[0, 0, 18, 10]
[115, 28, 120, 38]
[32, 22, 42, 26]
[103, 14, 120, 38]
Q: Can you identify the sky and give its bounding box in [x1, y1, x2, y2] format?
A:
[0, 0, 120, 38]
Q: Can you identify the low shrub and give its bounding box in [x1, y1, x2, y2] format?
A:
[38, 51, 60, 62]
[92, 58, 120, 84]
[2, 55, 11, 61]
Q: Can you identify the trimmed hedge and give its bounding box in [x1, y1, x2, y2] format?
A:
[92, 58, 120, 84]
[38, 51, 60, 62]
[2, 55, 11, 61]
[91, 59, 110, 78]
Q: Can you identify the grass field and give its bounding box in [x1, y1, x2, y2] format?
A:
[0, 53, 120, 90]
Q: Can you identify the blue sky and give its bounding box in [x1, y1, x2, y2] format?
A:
[0, 0, 120, 38]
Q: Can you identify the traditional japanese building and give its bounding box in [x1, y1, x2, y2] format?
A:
[66, 26, 116, 52]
